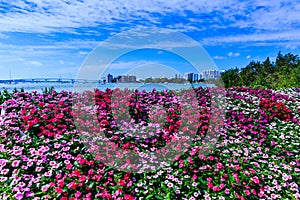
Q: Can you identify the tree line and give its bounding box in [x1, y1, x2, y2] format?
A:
[140, 77, 187, 84]
[221, 51, 300, 89]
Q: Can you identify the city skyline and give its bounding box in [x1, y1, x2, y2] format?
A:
[0, 69, 223, 84]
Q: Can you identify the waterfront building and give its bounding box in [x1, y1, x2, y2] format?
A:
[106, 73, 113, 83]
[117, 75, 137, 83]
[193, 73, 199, 82]
[203, 70, 220, 80]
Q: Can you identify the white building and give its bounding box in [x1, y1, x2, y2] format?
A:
[202, 70, 220, 80]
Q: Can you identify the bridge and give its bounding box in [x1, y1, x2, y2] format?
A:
[0, 78, 102, 84]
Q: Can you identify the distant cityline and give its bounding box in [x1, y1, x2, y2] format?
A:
[0, 70, 222, 84]
[104, 70, 222, 83]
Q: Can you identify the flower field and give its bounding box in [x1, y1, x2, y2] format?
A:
[0, 87, 299, 200]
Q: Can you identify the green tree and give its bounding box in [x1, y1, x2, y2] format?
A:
[240, 61, 262, 87]
[221, 67, 242, 88]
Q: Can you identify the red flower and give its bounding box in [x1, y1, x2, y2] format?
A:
[118, 179, 126, 186]
[58, 180, 64, 187]
[207, 182, 213, 189]
[56, 113, 64, 119]
[55, 187, 63, 194]
[72, 170, 81, 177]
[78, 158, 85, 165]
[66, 164, 73, 170]
[124, 173, 130, 180]
[79, 175, 86, 183]
[124, 194, 134, 200]
[67, 182, 77, 190]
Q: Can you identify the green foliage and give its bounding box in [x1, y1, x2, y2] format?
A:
[221, 67, 242, 88]
[221, 51, 300, 89]
[41, 86, 55, 95]
[143, 77, 187, 83]
[0, 88, 23, 105]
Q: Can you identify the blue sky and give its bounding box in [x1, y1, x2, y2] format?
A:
[0, 0, 300, 79]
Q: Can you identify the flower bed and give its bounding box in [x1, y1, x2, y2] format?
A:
[0, 87, 299, 200]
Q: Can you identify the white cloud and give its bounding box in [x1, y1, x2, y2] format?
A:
[228, 52, 240, 57]
[0, 0, 299, 56]
[0, 39, 98, 59]
[27, 60, 42, 66]
[109, 60, 158, 70]
[0, 0, 226, 33]
[79, 51, 89, 55]
[203, 30, 300, 47]
[0, 0, 299, 36]
[213, 55, 226, 59]
[285, 44, 297, 50]
[230, 0, 300, 31]
[246, 55, 251, 59]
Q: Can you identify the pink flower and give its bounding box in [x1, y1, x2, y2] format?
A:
[207, 183, 213, 189]
[56, 113, 64, 119]
[208, 156, 214, 161]
[225, 189, 230, 194]
[14, 193, 23, 200]
[216, 163, 223, 169]
[42, 185, 49, 192]
[12, 160, 20, 167]
[67, 182, 77, 189]
[1, 168, 9, 175]
[192, 174, 197, 180]
[244, 190, 250, 196]
[188, 157, 193, 164]
[258, 191, 264, 198]
[212, 186, 220, 192]
[108, 170, 114, 175]
[252, 176, 260, 184]
[55, 187, 63, 194]
[235, 165, 241, 170]
[75, 191, 82, 198]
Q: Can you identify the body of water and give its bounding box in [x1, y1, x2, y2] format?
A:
[0, 82, 214, 93]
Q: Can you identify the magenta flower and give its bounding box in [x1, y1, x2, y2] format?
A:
[12, 160, 20, 167]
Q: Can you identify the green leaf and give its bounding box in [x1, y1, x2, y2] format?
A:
[89, 182, 95, 188]
[146, 194, 154, 199]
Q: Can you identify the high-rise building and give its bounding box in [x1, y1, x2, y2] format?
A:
[193, 73, 199, 82]
[184, 72, 201, 82]
[198, 73, 203, 80]
[106, 73, 113, 83]
[184, 72, 189, 80]
[117, 75, 137, 83]
[187, 72, 194, 82]
[202, 70, 220, 80]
